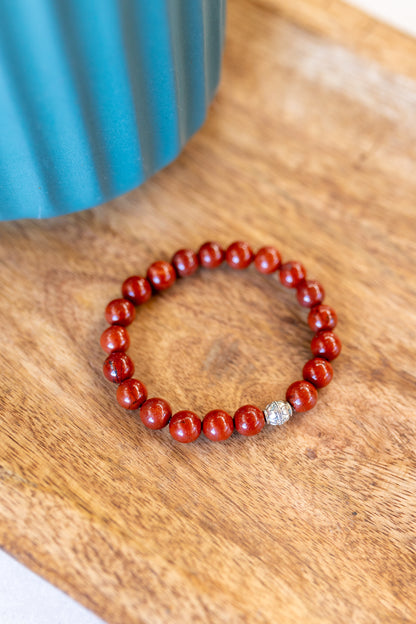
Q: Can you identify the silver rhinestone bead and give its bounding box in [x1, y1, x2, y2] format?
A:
[263, 400, 292, 426]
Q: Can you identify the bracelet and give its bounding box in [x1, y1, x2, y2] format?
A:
[100, 241, 341, 443]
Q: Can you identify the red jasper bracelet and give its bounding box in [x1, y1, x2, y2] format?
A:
[101, 241, 341, 443]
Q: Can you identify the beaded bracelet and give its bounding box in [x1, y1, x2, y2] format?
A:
[101, 241, 341, 443]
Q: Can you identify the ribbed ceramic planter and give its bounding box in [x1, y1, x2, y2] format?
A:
[0, 0, 226, 221]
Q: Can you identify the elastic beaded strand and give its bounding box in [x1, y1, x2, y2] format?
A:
[101, 242, 340, 442]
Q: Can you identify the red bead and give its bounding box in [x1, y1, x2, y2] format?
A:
[279, 261, 306, 288]
[254, 246, 282, 274]
[296, 279, 325, 308]
[198, 241, 225, 269]
[308, 304, 337, 332]
[169, 411, 201, 443]
[105, 298, 136, 326]
[122, 276, 152, 305]
[226, 241, 254, 270]
[103, 352, 134, 383]
[203, 410, 234, 441]
[146, 261, 176, 291]
[100, 325, 130, 354]
[311, 331, 342, 361]
[116, 378, 147, 410]
[286, 380, 317, 412]
[234, 405, 265, 436]
[140, 397, 172, 430]
[303, 358, 333, 388]
[172, 249, 199, 277]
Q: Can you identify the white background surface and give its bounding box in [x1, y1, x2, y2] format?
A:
[0, 550, 105, 624]
[1, 2, 415, 624]
[348, 0, 416, 36]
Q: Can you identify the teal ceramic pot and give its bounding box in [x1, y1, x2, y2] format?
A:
[0, 0, 226, 220]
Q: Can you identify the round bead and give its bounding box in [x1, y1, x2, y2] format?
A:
[146, 261, 176, 291]
[169, 411, 201, 443]
[308, 304, 337, 332]
[140, 397, 172, 430]
[279, 261, 306, 288]
[303, 358, 333, 388]
[286, 380, 317, 413]
[103, 352, 134, 383]
[225, 241, 254, 270]
[122, 276, 152, 305]
[172, 249, 199, 277]
[198, 241, 225, 269]
[100, 325, 130, 354]
[254, 246, 282, 274]
[234, 405, 265, 436]
[263, 400, 292, 426]
[311, 330, 342, 361]
[116, 378, 147, 410]
[203, 410, 234, 441]
[296, 279, 325, 308]
[105, 298, 136, 326]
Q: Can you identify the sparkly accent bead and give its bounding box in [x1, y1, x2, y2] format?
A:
[263, 400, 292, 426]
[105, 298, 136, 326]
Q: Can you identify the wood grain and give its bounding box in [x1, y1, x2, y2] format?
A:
[1, 1, 416, 622]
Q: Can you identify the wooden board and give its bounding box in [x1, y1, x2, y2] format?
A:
[1, 0, 416, 622]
